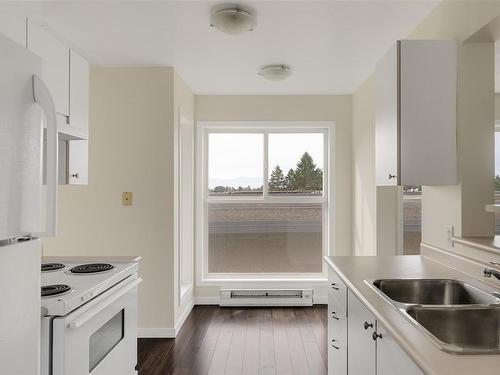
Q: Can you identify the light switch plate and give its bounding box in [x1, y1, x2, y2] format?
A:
[122, 192, 132, 206]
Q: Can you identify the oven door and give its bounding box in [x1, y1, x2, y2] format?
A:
[52, 276, 141, 375]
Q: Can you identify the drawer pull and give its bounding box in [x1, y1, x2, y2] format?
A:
[331, 344, 340, 350]
[331, 283, 340, 290]
[331, 312, 339, 320]
[372, 332, 383, 341]
[363, 321, 373, 330]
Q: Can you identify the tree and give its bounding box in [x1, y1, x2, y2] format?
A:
[285, 169, 296, 191]
[293, 152, 323, 192]
[269, 165, 286, 191]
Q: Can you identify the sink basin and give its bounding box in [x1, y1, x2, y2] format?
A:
[372, 279, 499, 305]
[406, 306, 500, 354]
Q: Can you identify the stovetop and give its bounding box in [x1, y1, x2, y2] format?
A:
[40, 258, 139, 317]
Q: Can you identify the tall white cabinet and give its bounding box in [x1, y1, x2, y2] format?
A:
[25, 20, 89, 185]
[0, 4, 26, 47]
[375, 40, 457, 187]
[27, 21, 70, 117]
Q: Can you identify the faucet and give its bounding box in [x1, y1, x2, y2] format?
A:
[483, 267, 500, 281]
[484, 268, 500, 299]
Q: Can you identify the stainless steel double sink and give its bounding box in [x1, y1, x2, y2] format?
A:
[367, 279, 500, 354]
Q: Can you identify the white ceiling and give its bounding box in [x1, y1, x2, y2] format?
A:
[24, 1, 439, 95]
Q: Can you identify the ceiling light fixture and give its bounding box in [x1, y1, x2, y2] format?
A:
[210, 7, 257, 35]
[258, 65, 292, 81]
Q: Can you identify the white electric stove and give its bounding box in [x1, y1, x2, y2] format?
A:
[40, 257, 141, 375]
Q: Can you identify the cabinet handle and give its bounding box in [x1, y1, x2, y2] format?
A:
[71, 173, 79, 179]
[372, 332, 383, 341]
[363, 321, 373, 330]
[331, 283, 339, 290]
[331, 312, 339, 320]
[331, 344, 340, 350]
[388, 174, 397, 180]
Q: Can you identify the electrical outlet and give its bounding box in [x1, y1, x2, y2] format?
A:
[122, 192, 132, 206]
[446, 225, 454, 246]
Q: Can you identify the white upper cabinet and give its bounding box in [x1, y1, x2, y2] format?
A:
[69, 50, 89, 134]
[375, 40, 458, 186]
[27, 21, 70, 117]
[0, 5, 26, 47]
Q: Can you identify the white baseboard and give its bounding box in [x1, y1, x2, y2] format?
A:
[194, 296, 220, 305]
[138, 327, 176, 338]
[313, 296, 327, 304]
[174, 299, 194, 335]
[194, 296, 327, 305]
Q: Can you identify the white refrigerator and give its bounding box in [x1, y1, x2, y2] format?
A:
[0, 32, 58, 374]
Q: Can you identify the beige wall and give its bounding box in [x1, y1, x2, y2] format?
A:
[351, 1, 500, 257]
[195, 95, 352, 297]
[43, 67, 179, 331]
[352, 77, 376, 255]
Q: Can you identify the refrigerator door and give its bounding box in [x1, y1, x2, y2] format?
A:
[0, 32, 58, 240]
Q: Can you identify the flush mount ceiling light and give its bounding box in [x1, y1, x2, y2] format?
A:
[210, 7, 257, 35]
[258, 65, 292, 81]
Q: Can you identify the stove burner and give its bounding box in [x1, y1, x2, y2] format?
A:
[41, 263, 65, 272]
[69, 263, 114, 274]
[41, 284, 71, 297]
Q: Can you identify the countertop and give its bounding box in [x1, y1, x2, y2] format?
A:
[324, 255, 500, 375]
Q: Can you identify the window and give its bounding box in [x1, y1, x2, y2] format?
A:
[198, 123, 332, 281]
[402, 186, 421, 255]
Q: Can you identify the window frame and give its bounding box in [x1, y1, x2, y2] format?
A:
[196, 121, 335, 286]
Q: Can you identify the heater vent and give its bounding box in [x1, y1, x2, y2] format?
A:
[220, 289, 313, 306]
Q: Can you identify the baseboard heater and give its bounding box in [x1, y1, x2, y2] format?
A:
[219, 289, 314, 306]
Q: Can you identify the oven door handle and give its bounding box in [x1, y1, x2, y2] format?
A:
[68, 277, 142, 329]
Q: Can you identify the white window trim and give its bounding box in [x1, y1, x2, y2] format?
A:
[195, 121, 335, 287]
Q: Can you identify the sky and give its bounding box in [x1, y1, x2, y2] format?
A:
[208, 133, 324, 188]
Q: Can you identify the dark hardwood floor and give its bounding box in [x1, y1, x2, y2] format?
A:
[137, 305, 327, 375]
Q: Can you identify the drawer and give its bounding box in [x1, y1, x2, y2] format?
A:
[328, 309, 347, 343]
[328, 267, 347, 312]
[328, 307, 347, 375]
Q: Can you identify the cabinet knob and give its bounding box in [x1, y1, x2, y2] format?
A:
[331, 312, 339, 320]
[388, 174, 397, 180]
[71, 173, 79, 179]
[363, 321, 374, 330]
[372, 331, 383, 341]
[331, 283, 339, 290]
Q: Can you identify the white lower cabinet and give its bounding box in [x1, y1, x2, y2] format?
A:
[327, 269, 423, 375]
[376, 321, 423, 375]
[328, 268, 347, 375]
[348, 291, 376, 375]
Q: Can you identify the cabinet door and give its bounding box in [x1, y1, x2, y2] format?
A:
[347, 291, 376, 375]
[0, 5, 26, 47]
[376, 322, 423, 375]
[399, 40, 457, 186]
[68, 140, 88, 185]
[375, 43, 398, 186]
[69, 49, 89, 133]
[27, 21, 70, 117]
